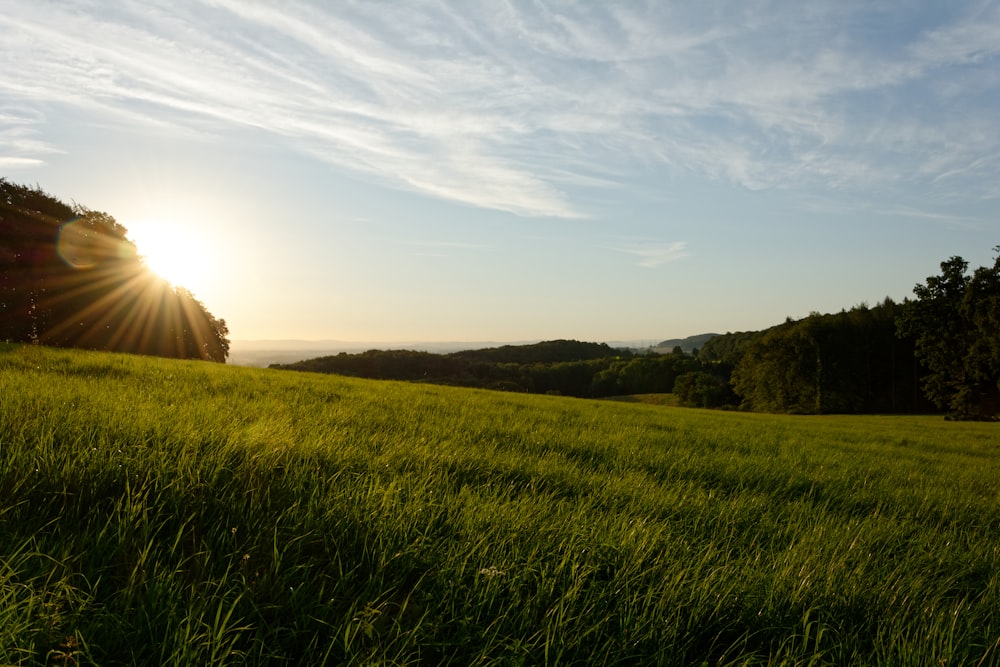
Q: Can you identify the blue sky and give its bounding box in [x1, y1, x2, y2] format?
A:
[2, 1, 999, 344]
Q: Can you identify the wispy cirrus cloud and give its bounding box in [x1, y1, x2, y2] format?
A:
[1, 1, 998, 215]
[0, 157, 44, 169]
[0, 108, 60, 171]
[611, 241, 689, 268]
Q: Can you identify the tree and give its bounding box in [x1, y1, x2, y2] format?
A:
[674, 371, 737, 408]
[896, 249, 1000, 419]
[730, 320, 817, 413]
[730, 303, 926, 414]
[0, 179, 230, 362]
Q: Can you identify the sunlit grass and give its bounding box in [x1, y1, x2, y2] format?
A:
[1, 342, 999, 664]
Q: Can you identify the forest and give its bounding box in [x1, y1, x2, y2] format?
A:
[273, 340, 701, 398]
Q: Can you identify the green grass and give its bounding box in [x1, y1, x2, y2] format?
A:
[602, 393, 681, 407]
[1, 342, 999, 665]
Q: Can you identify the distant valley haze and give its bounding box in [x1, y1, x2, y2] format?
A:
[227, 335, 714, 367]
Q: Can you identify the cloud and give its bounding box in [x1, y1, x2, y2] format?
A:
[875, 205, 990, 231]
[0, 157, 44, 169]
[0, 108, 61, 169]
[909, 3, 1000, 66]
[611, 242, 689, 268]
[1, 1, 998, 214]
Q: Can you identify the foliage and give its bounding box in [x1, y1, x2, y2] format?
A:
[673, 370, 738, 408]
[591, 351, 701, 397]
[0, 179, 229, 361]
[697, 330, 760, 367]
[275, 340, 643, 397]
[896, 250, 1000, 420]
[2, 343, 1000, 665]
[731, 300, 928, 414]
[277, 344, 713, 399]
[450, 339, 620, 364]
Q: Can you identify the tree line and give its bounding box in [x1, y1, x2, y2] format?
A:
[0, 179, 229, 362]
[710, 250, 1000, 419]
[700, 299, 931, 414]
[277, 249, 1000, 420]
[272, 340, 702, 398]
[273, 309, 923, 410]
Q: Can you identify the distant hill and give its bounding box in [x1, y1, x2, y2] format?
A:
[228, 339, 521, 367]
[450, 339, 620, 364]
[272, 339, 625, 376]
[269, 339, 658, 397]
[652, 333, 719, 354]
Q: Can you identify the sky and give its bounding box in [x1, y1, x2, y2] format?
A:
[2, 1, 999, 345]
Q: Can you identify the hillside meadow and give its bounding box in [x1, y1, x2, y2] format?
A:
[1, 343, 999, 665]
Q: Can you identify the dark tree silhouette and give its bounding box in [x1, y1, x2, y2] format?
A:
[0, 179, 229, 362]
[897, 250, 1000, 419]
[727, 301, 927, 414]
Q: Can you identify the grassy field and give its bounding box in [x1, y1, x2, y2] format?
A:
[1, 343, 999, 665]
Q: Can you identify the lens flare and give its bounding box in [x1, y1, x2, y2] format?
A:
[57, 218, 132, 269]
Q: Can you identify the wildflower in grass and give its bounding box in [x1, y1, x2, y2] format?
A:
[479, 566, 505, 578]
[48, 635, 80, 666]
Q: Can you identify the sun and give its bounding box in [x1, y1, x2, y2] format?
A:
[127, 219, 216, 295]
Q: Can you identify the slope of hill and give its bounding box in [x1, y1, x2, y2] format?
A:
[3, 343, 999, 665]
[652, 332, 720, 353]
[448, 339, 620, 363]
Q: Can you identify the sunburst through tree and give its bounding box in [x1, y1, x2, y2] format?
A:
[0, 179, 229, 362]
